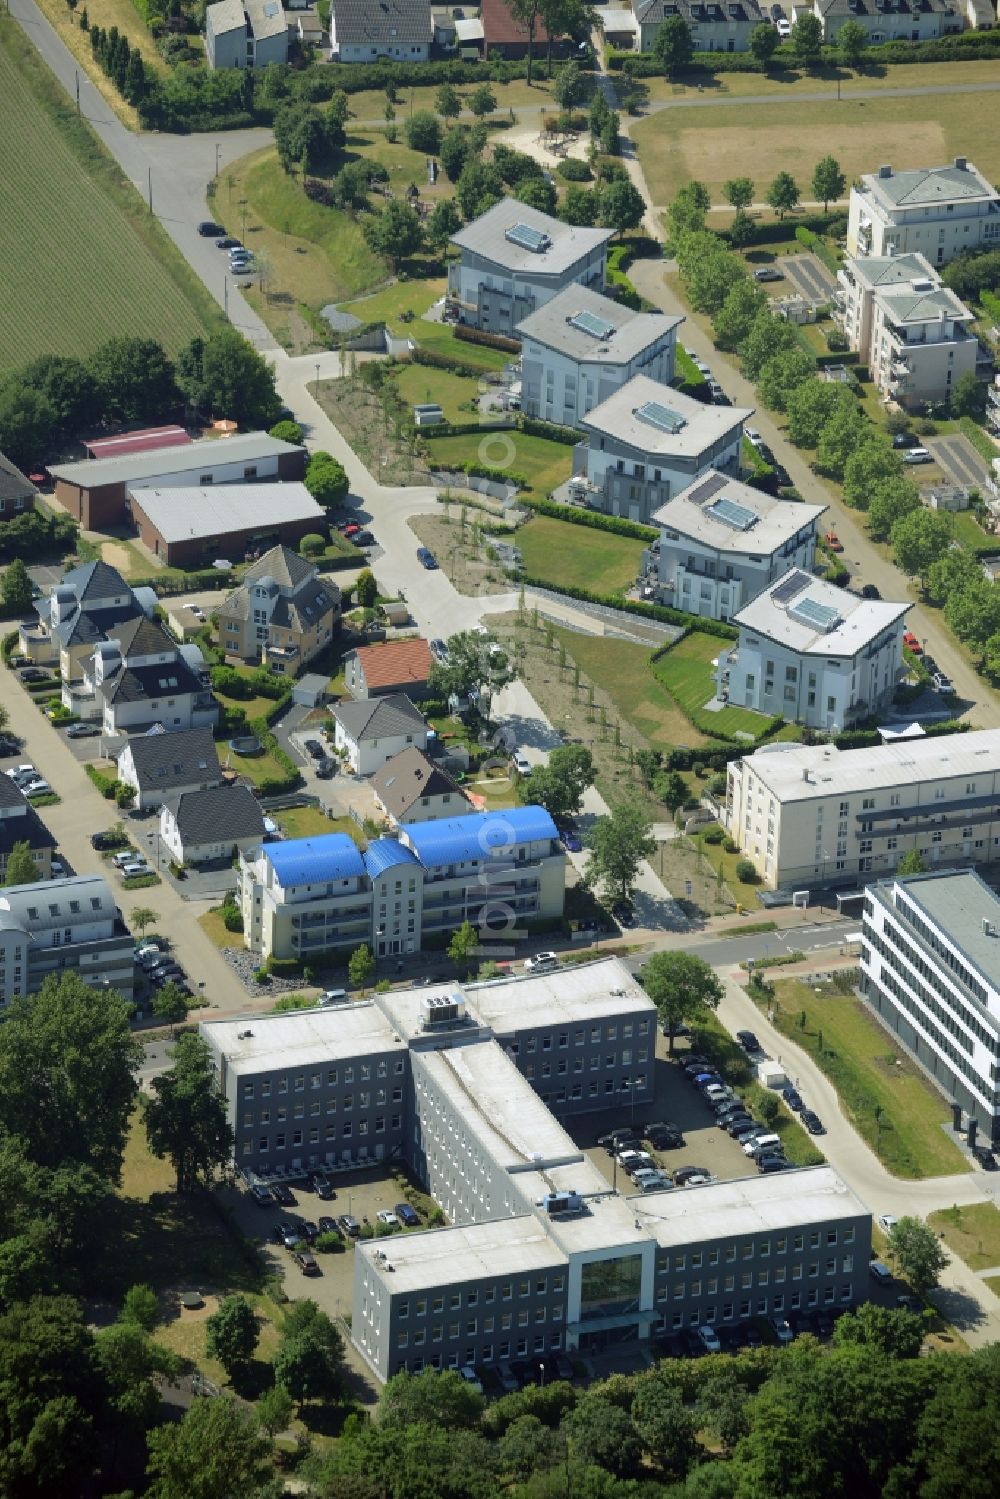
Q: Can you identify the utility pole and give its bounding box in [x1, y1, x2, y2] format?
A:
[215, 142, 221, 180]
[76, 69, 80, 114]
[147, 167, 153, 214]
[224, 277, 229, 321]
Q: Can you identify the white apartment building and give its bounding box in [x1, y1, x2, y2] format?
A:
[652, 471, 826, 622]
[797, 0, 957, 45]
[726, 727, 1000, 890]
[448, 201, 614, 337]
[719, 569, 907, 730]
[836, 253, 977, 409]
[861, 870, 1000, 1148]
[87, 617, 218, 737]
[633, 0, 766, 52]
[0, 874, 136, 1006]
[516, 285, 682, 429]
[573, 376, 752, 525]
[847, 158, 1000, 267]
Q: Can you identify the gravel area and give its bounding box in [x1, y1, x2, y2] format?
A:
[222, 946, 321, 999]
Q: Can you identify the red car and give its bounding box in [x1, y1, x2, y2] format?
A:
[903, 631, 922, 654]
[342, 523, 360, 537]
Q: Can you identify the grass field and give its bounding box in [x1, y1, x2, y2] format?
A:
[518, 514, 646, 592]
[639, 56, 1000, 106]
[653, 631, 770, 738]
[0, 20, 215, 373]
[428, 430, 575, 494]
[927, 1202, 1000, 1273]
[198, 906, 240, 950]
[632, 84, 1000, 205]
[274, 806, 365, 845]
[766, 977, 969, 1179]
[551, 626, 708, 749]
[392, 363, 481, 424]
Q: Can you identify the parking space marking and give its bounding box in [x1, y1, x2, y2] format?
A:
[929, 435, 991, 491]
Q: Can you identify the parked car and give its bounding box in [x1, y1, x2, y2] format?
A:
[524, 952, 558, 974]
[120, 861, 149, 878]
[310, 1173, 334, 1199]
[892, 431, 915, 449]
[824, 531, 843, 552]
[758, 1156, 792, 1174]
[353, 530, 375, 547]
[198, 220, 224, 237]
[303, 739, 325, 760]
[903, 631, 922, 653]
[753, 266, 783, 282]
[24, 780, 51, 797]
[973, 1146, 998, 1170]
[770, 1315, 794, 1344]
[696, 1325, 722, 1352]
[781, 1085, 804, 1112]
[271, 1182, 296, 1207]
[736, 1030, 761, 1052]
[458, 1365, 483, 1393]
[416, 546, 438, 569]
[744, 1133, 782, 1157]
[673, 1165, 710, 1185]
[338, 1215, 361, 1238]
[512, 751, 533, 777]
[904, 446, 931, 464]
[560, 828, 582, 853]
[932, 672, 954, 693]
[395, 1203, 420, 1227]
[375, 1208, 398, 1228]
[19, 667, 50, 682]
[870, 1260, 893, 1284]
[317, 1216, 339, 1236]
[315, 758, 336, 779]
[497, 1362, 520, 1393]
[216, 236, 241, 250]
[776, 17, 791, 35]
[801, 1109, 825, 1134]
[293, 1251, 320, 1275]
[279, 1221, 302, 1249]
[861, 584, 882, 600]
[65, 722, 99, 738]
[249, 1183, 272, 1207]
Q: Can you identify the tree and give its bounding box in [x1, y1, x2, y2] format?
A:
[925, 545, 981, 607]
[811, 154, 846, 212]
[507, 0, 541, 85]
[120, 1282, 160, 1331]
[697, 1373, 750, 1453]
[378, 1367, 484, 1431]
[96, 1320, 180, 1434]
[348, 942, 376, 991]
[790, 11, 823, 66]
[404, 109, 440, 153]
[886, 1217, 949, 1298]
[837, 19, 868, 69]
[364, 199, 423, 271]
[305, 451, 350, 510]
[729, 208, 756, 247]
[130, 904, 158, 939]
[631, 1376, 699, 1477]
[256, 1383, 293, 1438]
[866, 476, 921, 541]
[469, 82, 497, 116]
[435, 82, 461, 119]
[19, 354, 100, 438]
[786, 379, 855, 448]
[0, 383, 57, 469]
[152, 981, 188, 1035]
[269, 418, 303, 444]
[145, 1394, 272, 1499]
[815, 402, 868, 478]
[654, 770, 688, 813]
[713, 279, 768, 351]
[143, 1033, 233, 1194]
[176, 326, 281, 429]
[951, 367, 984, 417]
[560, 184, 597, 226]
[598, 177, 646, 234]
[87, 336, 177, 425]
[945, 577, 1000, 648]
[653, 14, 694, 77]
[685, 243, 747, 316]
[723, 176, 755, 211]
[273, 1299, 345, 1404]
[901, 1344, 1000, 1499]
[498, 1414, 563, 1481]
[896, 849, 927, 876]
[524, 744, 596, 825]
[584, 804, 656, 904]
[439, 126, 472, 183]
[355, 568, 377, 608]
[748, 20, 780, 66]
[448, 920, 479, 976]
[206, 1295, 260, 1376]
[842, 434, 901, 510]
[4, 839, 39, 887]
[740, 309, 799, 380]
[641, 951, 723, 1053]
[430, 629, 514, 709]
[426, 197, 463, 249]
[565, 1394, 641, 1477]
[2, 558, 34, 617]
[0, 974, 140, 1180]
[516, 176, 558, 215]
[666, 180, 711, 242]
[553, 59, 585, 108]
[891, 508, 953, 580]
[757, 346, 816, 411]
[833, 1303, 926, 1359]
[767, 170, 800, 219]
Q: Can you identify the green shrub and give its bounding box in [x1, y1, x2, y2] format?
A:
[299, 532, 326, 557]
[703, 828, 724, 844]
[221, 900, 244, 933]
[253, 966, 270, 985]
[722, 836, 739, 853]
[315, 1231, 345, 1254]
[519, 495, 657, 541]
[86, 765, 119, 800]
[556, 157, 592, 181]
[735, 858, 760, 883]
[269, 419, 304, 444]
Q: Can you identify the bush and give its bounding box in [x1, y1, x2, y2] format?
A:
[299, 532, 326, 556]
[269, 419, 303, 444]
[86, 765, 119, 800]
[556, 157, 592, 181]
[314, 1231, 345, 1253]
[221, 899, 244, 933]
[519, 494, 657, 541]
[722, 836, 739, 853]
[735, 858, 761, 883]
[410, 345, 483, 378]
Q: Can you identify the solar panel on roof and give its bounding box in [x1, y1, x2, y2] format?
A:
[635, 401, 687, 435]
[708, 497, 757, 531]
[789, 596, 842, 633]
[569, 309, 616, 340]
[505, 222, 551, 253]
[771, 571, 811, 605]
[686, 473, 728, 508]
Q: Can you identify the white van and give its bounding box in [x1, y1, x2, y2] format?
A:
[320, 988, 348, 1007]
[744, 1133, 782, 1157]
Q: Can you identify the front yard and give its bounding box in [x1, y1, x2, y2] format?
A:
[428, 430, 576, 496]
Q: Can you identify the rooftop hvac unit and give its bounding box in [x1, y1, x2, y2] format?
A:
[543, 1191, 584, 1216]
[421, 992, 466, 1028]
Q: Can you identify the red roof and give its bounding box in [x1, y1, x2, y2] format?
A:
[84, 426, 192, 460]
[481, 0, 557, 45]
[356, 638, 433, 691]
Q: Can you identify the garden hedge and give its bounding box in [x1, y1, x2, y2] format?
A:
[520, 573, 738, 637]
[519, 495, 658, 541]
[455, 325, 520, 354]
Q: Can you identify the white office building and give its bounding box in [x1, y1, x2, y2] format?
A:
[861, 870, 1000, 1148]
[719, 569, 907, 730]
[572, 376, 752, 525]
[516, 285, 682, 429]
[447, 201, 614, 337]
[725, 727, 1000, 890]
[652, 471, 826, 622]
[847, 158, 1000, 267]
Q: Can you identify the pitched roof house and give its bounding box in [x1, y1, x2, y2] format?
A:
[116, 726, 223, 811]
[217, 544, 341, 675]
[333, 694, 428, 775]
[344, 638, 434, 700]
[330, 0, 432, 61]
[0, 451, 36, 521]
[160, 783, 265, 866]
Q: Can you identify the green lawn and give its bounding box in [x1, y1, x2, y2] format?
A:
[392, 362, 480, 425]
[551, 626, 708, 749]
[414, 319, 512, 371]
[220, 744, 291, 788]
[428, 431, 575, 494]
[927, 1203, 1000, 1273]
[766, 977, 970, 1179]
[0, 19, 214, 371]
[338, 276, 445, 331]
[518, 514, 646, 592]
[949, 508, 993, 551]
[653, 631, 771, 738]
[274, 806, 365, 846]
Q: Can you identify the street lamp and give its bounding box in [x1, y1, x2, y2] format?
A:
[215, 142, 221, 180]
[315, 360, 321, 392]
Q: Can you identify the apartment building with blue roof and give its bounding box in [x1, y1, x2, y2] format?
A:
[240, 807, 565, 962]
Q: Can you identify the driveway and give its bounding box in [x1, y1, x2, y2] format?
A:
[780, 253, 838, 304]
[927, 434, 994, 492]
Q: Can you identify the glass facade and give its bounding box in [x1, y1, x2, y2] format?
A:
[580, 1255, 643, 1320]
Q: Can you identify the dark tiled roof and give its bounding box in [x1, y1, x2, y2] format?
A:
[333, 0, 430, 45]
[163, 783, 264, 843]
[243, 544, 315, 591]
[52, 602, 142, 651]
[0, 775, 28, 810]
[121, 726, 221, 791]
[103, 656, 204, 706]
[272, 577, 339, 632]
[371, 746, 467, 820]
[0, 806, 56, 856]
[0, 452, 36, 507]
[333, 692, 426, 742]
[110, 615, 176, 659]
[59, 560, 130, 604]
[635, 0, 763, 19]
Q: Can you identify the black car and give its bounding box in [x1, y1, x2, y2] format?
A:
[19, 667, 49, 682]
[354, 530, 375, 547]
[338, 1214, 361, 1238]
[300, 1220, 319, 1243]
[861, 584, 882, 600]
[271, 1182, 296, 1207]
[973, 1146, 998, 1171]
[313, 1176, 335, 1198]
[781, 1085, 804, 1112]
[416, 546, 438, 570]
[736, 1030, 760, 1052]
[611, 901, 635, 928]
[216, 236, 242, 250]
[773, 465, 791, 487]
[758, 1156, 792, 1174]
[801, 1110, 825, 1135]
[198, 220, 224, 236]
[0, 736, 20, 757]
[317, 1216, 339, 1235]
[304, 739, 326, 760]
[91, 831, 120, 851]
[249, 1183, 272, 1207]
[315, 758, 336, 779]
[892, 431, 914, 449]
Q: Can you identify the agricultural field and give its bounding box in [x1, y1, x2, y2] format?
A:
[632, 83, 1000, 205]
[0, 20, 214, 373]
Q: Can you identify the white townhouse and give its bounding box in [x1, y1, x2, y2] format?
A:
[330, 0, 432, 60]
[332, 695, 429, 777]
[572, 375, 752, 525]
[448, 200, 614, 337]
[0, 874, 136, 1007]
[796, 0, 958, 44]
[861, 870, 1000, 1149]
[724, 727, 1000, 889]
[516, 285, 682, 429]
[847, 158, 1000, 267]
[633, 0, 766, 53]
[652, 471, 826, 622]
[719, 569, 907, 730]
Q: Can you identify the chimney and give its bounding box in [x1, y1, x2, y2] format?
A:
[878, 165, 892, 179]
[954, 156, 967, 171]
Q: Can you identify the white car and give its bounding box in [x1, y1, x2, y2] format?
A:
[903, 447, 931, 464]
[458, 1365, 484, 1393]
[376, 1209, 398, 1228]
[878, 1214, 899, 1236]
[524, 951, 558, 974]
[696, 1325, 722, 1353]
[776, 17, 791, 35]
[746, 429, 765, 450]
[512, 751, 532, 776]
[23, 779, 51, 796]
[120, 861, 149, 877]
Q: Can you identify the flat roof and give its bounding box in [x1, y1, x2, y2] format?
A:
[358, 1216, 568, 1293]
[581, 374, 752, 458]
[516, 284, 681, 365]
[201, 1001, 404, 1076]
[84, 425, 192, 460]
[48, 431, 302, 489]
[450, 198, 613, 278]
[513, 1163, 652, 1255]
[653, 471, 825, 555]
[129, 482, 323, 543]
[732, 569, 908, 658]
[469, 956, 656, 1034]
[633, 1166, 868, 1249]
[889, 870, 1000, 997]
[738, 727, 1000, 804]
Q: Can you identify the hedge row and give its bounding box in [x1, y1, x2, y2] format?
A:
[831, 718, 970, 751]
[607, 30, 1000, 77]
[517, 417, 581, 447]
[519, 494, 658, 541]
[423, 420, 509, 438]
[410, 345, 487, 379]
[454, 325, 520, 354]
[520, 573, 738, 638]
[131, 568, 233, 595]
[716, 210, 846, 249]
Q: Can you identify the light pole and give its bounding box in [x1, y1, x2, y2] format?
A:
[239, 197, 248, 245]
[315, 360, 321, 392]
[215, 142, 221, 180]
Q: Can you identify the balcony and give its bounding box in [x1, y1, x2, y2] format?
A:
[265, 644, 300, 664]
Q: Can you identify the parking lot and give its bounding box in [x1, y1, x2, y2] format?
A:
[927, 433, 993, 492]
[778, 253, 838, 304]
